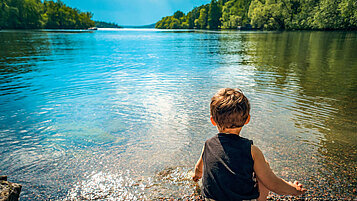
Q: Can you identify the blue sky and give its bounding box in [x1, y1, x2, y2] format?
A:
[61, 0, 210, 26]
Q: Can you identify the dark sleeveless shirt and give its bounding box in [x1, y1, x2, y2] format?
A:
[202, 133, 259, 201]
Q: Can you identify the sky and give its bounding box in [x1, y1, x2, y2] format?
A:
[61, 0, 210, 26]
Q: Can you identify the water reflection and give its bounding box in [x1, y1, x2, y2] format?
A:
[0, 31, 50, 98]
[236, 31, 357, 198]
[0, 30, 356, 200]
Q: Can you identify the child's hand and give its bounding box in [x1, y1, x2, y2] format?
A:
[193, 146, 204, 182]
[192, 167, 203, 182]
[289, 181, 307, 196]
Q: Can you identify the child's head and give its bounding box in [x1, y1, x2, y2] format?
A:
[210, 88, 250, 129]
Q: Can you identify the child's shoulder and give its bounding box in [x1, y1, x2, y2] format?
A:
[204, 134, 219, 145]
[205, 133, 253, 146]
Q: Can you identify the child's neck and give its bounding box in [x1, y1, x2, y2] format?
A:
[218, 127, 242, 136]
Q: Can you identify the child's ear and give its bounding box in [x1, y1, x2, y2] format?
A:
[210, 116, 217, 126]
[244, 114, 250, 125]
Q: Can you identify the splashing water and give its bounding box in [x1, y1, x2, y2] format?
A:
[65, 167, 202, 200]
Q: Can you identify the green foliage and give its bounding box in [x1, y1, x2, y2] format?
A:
[248, 0, 356, 30]
[173, 10, 184, 19]
[155, 10, 186, 29]
[288, 0, 317, 29]
[339, 0, 357, 28]
[221, 0, 251, 29]
[188, 5, 206, 28]
[156, 0, 356, 30]
[155, 5, 209, 29]
[95, 21, 121, 28]
[196, 8, 208, 29]
[0, 0, 43, 28]
[42, 0, 94, 29]
[0, 0, 95, 29]
[248, 0, 288, 30]
[312, 0, 357, 29]
[312, 0, 342, 29]
[218, 0, 230, 6]
[207, 0, 221, 29]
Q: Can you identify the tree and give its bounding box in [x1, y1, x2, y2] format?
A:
[195, 7, 208, 29]
[0, 0, 94, 29]
[338, 0, 357, 29]
[312, 0, 345, 29]
[221, 0, 251, 29]
[207, 0, 221, 29]
[169, 17, 180, 29]
[43, 0, 94, 29]
[248, 0, 288, 30]
[0, 0, 11, 28]
[288, 0, 317, 29]
[173, 10, 184, 19]
[218, 0, 230, 6]
[154, 0, 357, 30]
[187, 6, 205, 28]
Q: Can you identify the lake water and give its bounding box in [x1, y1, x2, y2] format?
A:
[0, 29, 356, 200]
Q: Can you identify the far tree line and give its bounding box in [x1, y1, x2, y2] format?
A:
[95, 21, 121, 28]
[0, 0, 95, 29]
[155, 0, 357, 30]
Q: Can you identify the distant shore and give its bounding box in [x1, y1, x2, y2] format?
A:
[0, 0, 94, 30]
[155, 0, 357, 30]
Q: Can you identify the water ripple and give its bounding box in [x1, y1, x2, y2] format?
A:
[0, 30, 356, 200]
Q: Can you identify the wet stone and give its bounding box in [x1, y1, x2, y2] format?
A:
[0, 177, 21, 201]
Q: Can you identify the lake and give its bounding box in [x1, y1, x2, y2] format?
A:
[0, 29, 356, 200]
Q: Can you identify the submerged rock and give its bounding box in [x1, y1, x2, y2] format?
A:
[0, 176, 21, 201]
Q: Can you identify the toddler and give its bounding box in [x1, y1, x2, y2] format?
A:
[192, 88, 306, 201]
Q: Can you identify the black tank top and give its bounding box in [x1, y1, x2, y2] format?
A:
[202, 133, 259, 201]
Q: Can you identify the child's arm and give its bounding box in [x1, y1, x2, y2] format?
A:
[192, 145, 204, 182]
[251, 145, 307, 196]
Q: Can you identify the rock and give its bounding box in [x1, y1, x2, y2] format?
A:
[0, 177, 21, 201]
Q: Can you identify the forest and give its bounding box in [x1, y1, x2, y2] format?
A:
[0, 0, 94, 29]
[95, 21, 122, 28]
[155, 0, 357, 30]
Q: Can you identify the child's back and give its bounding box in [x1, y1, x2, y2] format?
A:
[202, 133, 258, 200]
[192, 88, 306, 201]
